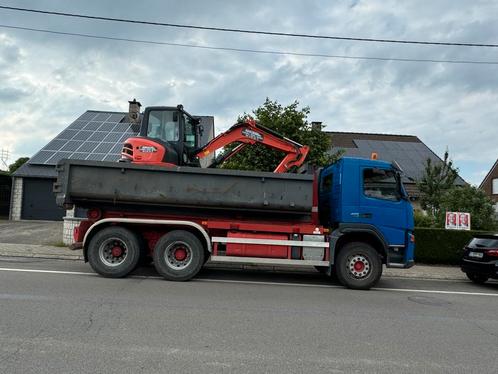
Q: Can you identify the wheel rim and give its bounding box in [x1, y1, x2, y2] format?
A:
[98, 238, 128, 267]
[346, 254, 371, 279]
[164, 241, 192, 270]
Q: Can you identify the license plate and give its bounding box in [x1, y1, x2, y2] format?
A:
[468, 251, 484, 259]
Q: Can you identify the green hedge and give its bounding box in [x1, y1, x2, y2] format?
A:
[414, 227, 486, 265]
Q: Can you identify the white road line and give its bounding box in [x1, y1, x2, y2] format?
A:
[0, 266, 497, 297]
[197, 278, 498, 297]
[195, 278, 342, 289]
[371, 287, 498, 297]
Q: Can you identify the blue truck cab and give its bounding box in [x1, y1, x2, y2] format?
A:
[319, 157, 415, 279]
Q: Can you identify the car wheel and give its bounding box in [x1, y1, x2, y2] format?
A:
[465, 272, 488, 284]
[153, 230, 205, 281]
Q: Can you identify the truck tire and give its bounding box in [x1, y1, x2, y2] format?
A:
[465, 272, 488, 284]
[87, 226, 141, 278]
[153, 230, 205, 281]
[335, 242, 382, 290]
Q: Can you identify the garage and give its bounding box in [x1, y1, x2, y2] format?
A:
[21, 178, 64, 220]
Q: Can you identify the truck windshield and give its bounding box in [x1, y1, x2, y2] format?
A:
[147, 110, 179, 143]
[363, 168, 402, 201]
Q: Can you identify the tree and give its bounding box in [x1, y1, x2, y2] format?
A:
[222, 98, 342, 172]
[438, 185, 497, 230]
[417, 150, 458, 217]
[8, 157, 29, 174]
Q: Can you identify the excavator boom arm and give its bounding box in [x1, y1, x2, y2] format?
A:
[195, 119, 309, 173]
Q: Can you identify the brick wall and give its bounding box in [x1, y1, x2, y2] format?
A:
[63, 217, 83, 245]
[9, 177, 23, 220]
[481, 160, 498, 203]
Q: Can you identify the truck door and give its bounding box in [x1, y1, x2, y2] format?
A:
[358, 167, 407, 246]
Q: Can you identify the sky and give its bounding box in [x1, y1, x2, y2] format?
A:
[0, 0, 496, 185]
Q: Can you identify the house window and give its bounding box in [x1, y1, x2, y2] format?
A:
[493, 178, 498, 195]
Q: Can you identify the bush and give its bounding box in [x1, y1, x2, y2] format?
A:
[437, 185, 497, 231]
[413, 211, 434, 228]
[414, 227, 487, 265]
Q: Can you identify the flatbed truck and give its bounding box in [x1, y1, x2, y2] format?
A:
[56, 156, 415, 289]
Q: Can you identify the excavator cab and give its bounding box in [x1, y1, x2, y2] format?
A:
[122, 105, 202, 167]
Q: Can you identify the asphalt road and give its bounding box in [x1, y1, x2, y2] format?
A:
[0, 257, 497, 374]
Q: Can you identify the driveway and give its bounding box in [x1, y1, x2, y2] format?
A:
[0, 220, 63, 246]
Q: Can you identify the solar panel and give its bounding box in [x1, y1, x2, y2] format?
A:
[340, 139, 448, 182]
[29, 110, 215, 169]
[29, 111, 135, 165]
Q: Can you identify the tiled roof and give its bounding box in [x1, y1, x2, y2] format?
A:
[13, 163, 57, 178]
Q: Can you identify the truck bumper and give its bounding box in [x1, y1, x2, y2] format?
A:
[461, 259, 498, 278]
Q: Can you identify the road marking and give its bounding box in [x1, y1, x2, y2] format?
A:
[371, 287, 498, 297]
[197, 278, 498, 296]
[196, 278, 342, 289]
[1, 266, 498, 297]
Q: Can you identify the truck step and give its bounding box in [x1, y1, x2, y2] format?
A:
[208, 255, 329, 267]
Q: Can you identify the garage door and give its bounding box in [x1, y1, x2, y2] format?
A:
[0, 174, 11, 217]
[22, 178, 64, 221]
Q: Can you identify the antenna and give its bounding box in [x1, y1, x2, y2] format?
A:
[0, 149, 9, 170]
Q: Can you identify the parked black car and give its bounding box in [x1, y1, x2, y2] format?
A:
[461, 233, 498, 284]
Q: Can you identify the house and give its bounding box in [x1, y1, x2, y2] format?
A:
[10, 101, 215, 221]
[327, 131, 467, 210]
[479, 159, 498, 214]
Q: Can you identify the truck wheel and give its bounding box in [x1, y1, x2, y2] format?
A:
[336, 242, 382, 290]
[465, 272, 488, 284]
[87, 226, 141, 278]
[153, 230, 205, 281]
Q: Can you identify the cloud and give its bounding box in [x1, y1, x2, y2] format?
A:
[0, 0, 496, 185]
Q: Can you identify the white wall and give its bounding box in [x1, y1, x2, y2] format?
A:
[9, 177, 23, 221]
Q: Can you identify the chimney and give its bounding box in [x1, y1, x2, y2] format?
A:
[128, 98, 142, 124]
[311, 121, 323, 131]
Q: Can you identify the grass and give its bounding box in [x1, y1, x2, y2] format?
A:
[49, 241, 68, 248]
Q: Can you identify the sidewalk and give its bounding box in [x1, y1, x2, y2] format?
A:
[0, 242, 466, 280]
[0, 243, 83, 260]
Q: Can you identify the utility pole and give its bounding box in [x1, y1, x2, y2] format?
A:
[0, 149, 9, 171]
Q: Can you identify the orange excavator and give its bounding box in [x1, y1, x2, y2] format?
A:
[121, 104, 309, 173]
